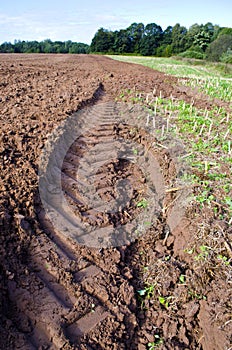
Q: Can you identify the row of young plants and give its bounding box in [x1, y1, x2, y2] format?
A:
[116, 79, 231, 348]
[117, 88, 231, 224]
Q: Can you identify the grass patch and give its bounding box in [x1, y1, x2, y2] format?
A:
[108, 55, 232, 104]
[107, 55, 232, 79]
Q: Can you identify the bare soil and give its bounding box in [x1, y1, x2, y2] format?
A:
[0, 54, 231, 349]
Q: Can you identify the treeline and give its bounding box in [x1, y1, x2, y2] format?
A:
[90, 23, 232, 62]
[0, 23, 231, 62]
[0, 39, 90, 54]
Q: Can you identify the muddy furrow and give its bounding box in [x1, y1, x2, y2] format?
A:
[2, 95, 180, 349]
[8, 220, 137, 349]
[23, 103, 158, 348]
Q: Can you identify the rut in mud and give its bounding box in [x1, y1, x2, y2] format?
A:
[0, 54, 231, 350]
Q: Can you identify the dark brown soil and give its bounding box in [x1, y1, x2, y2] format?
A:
[0, 54, 231, 350]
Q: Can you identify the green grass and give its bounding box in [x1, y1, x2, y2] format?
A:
[181, 77, 232, 102]
[107, 55, 232, 79]
[108, 55, 232, 104]
[116, 86, 232, 225]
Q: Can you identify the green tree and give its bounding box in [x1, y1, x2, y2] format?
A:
[126, 22, 144, 53]
[41, 39, 53, 53]
[157, 26, 173, 56]
[171, 23, 188, 53]
[186, 23, 202, 48]
[220, 48, 232, 63]
[218, 27, 232, 37]
[206, 34, 232, 61]
[162, 26, 173, 45]
[193, 30, 211, 51]
[69, 43, 90, 54]
[90, 28, 114, 53]
[0, 39, 90, 54]
[140, 23, 163, 56]
[113, 29, 131, 53]
[203, 22, 215, 35]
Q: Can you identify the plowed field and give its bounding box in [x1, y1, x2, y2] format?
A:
[0, 54, 231, 350]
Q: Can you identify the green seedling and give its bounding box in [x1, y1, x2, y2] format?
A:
[179, 275, 185, 284]
[188, 290, 207, 301]
[148, 335, 163, 348]
[217, 254, 230, 266]
[159, 296, 170, 309]
[137, 284, 156, 309]
[144, 221, 152, 226]
[195, 191, 215, 206]
[225, 197, 232, 211]
[184, 248, 194, 255]
[137, 198, 148, 208]
[138, 284, 155, 299]
[164, 255, 171, 261]
[138, 289, 146, 297]
[133, 148, 138, 155]
[194, 245, 211, 261]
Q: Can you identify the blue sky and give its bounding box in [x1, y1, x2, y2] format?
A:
[0, 0, 231, 44]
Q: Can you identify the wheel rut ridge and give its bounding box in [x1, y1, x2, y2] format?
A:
[35, 100, 175, 347]
[4, 62, 185, 348]
[9, 223, 136, 349]
[61, 108, 165, 243]
[9, 102, 141, 349]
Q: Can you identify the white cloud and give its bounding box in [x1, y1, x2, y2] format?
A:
[0, 11, 94, 43]
[0, 10, 131, 44]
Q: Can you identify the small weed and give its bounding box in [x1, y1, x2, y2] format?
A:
[224, 197, 232, 211]
[184, 248, 194, 255]
[179, 274, 185, 284]
[195, 190, 215, 207]
[159, 296, 170, 309]
[144, 221, 152, 226]
[138, 284, 155, 299]
[137, 198, 148, 208]
[217, 254, 230, 266]
[137, 284, 156, 310]
[188, 290, 207, 301]
[148, 335, 164, 348]
[164, 255, 171, 261]
[194, 245, 211, 261]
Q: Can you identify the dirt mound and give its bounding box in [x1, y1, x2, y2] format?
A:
[0, 54, 231, 349]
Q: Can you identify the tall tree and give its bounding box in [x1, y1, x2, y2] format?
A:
[126, 22, 144, 53]
[162, 26, 173, 45]
[140, 23, 163, 56]
[113, 30, 132, 53]
[193, 30, 211, 51]
[206, 34, 232, 61]
[90, 28, 114, 53]
[186, 23, 202, 48]
[171, 23, 188, 53]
